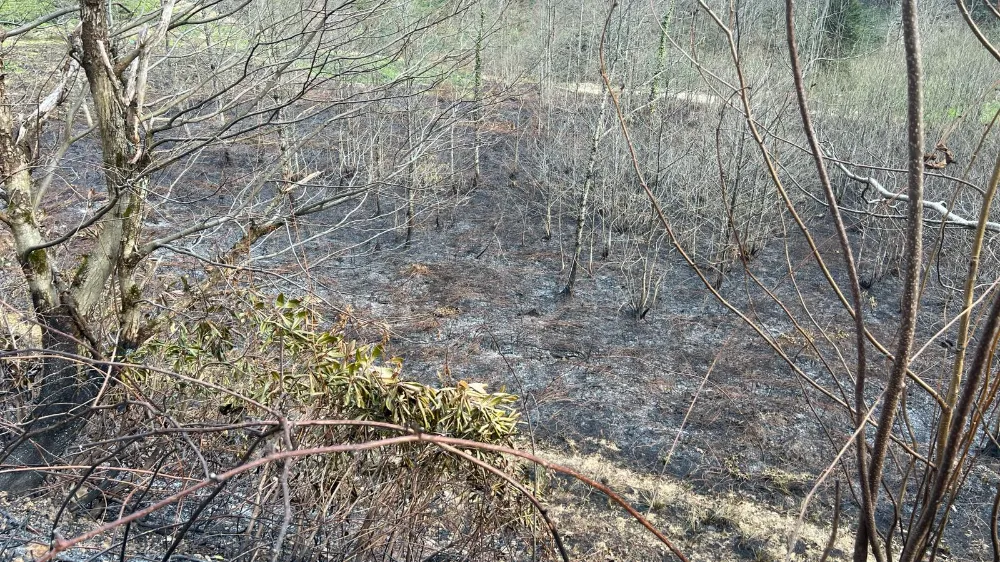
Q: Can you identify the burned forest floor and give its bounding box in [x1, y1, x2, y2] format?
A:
[3, 79, 1000, 561]
[235, 130, 1000, 559]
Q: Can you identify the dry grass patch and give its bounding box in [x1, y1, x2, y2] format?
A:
[538, 447, 853, 561]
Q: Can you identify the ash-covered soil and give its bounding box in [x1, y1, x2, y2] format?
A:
[247, 169, 999, 559]
[249, 127, 1000, 559]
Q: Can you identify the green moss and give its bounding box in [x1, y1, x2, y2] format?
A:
[124, 283, 142, 305]
[71, 254, 90, 287]
[26, 248, 48, 274]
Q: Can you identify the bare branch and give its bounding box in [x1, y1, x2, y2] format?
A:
[13, 43, 82, 150]
[1, 7, 76, 40]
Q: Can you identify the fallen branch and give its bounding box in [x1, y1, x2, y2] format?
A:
[833, 160, 1000, 233]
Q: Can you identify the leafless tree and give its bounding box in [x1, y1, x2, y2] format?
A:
[0, 0, 485, 493]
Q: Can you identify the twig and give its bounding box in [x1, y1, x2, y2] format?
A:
[783, 0, 876, 556]
[819, 481, 842, 562]
[158, 429, 275, 562]
[434, 442, 569, 562]
[1, 7, 77, 40]
[269, 418, 295, 562]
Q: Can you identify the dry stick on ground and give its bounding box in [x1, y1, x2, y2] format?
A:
[51, 437, 142, 535]
[651, 335, 731, 513]
[118, 451, 172, 562]
[778, 215, 856, 408]
[778, 212, 881, 515]
[662, 344, 724, 467]
[483, 327, 543, 501]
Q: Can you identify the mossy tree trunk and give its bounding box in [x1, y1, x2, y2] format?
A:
[0, 0, 169, 493]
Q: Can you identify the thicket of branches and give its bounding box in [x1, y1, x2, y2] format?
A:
[2, 0, 1000, 560]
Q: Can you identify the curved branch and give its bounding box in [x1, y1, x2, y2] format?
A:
[834, 161, 1000, 233]
[22, 195, 120, 255]
[783, 1, 876, 558]
[1, 7, 77, 40]
[955, 0, 1000, 64]
[138, 215, 234, 257]
[435, 442, 570, 562]
[37, 426, 690, 562]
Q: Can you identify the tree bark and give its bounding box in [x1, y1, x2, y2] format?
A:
[0, 0, 161, 492]
[0, 42, 98, 493]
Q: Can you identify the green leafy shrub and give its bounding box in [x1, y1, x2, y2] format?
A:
[136, 289, 520, 445]
[117, 286, 539, 560]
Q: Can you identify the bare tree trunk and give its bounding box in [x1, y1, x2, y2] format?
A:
[405, 118, 416, 247]
[472, 4, 484, 188]
[648, 2, 675, 109]
[563, 91, 609, 295]
[853, 0, 924, 556]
